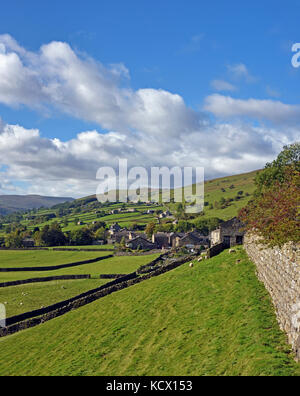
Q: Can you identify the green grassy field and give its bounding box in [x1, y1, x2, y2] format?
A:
[0, 252, 160, 317]
[0, 250, 109, 269]
[0, 254, 161, 282]
[51, 245, 115, 250]
[0, 248, 299, 376]
[166, 169, 258, 221]
[200, 170, 258, 220]
[0, 252, 160, 282]
[0, 279, 108, 317]
[6, 203, 165, 235]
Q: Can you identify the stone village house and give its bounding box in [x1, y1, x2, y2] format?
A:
[126, 236, 157, 250]
[210, 217, 245, 248]
[22, 238, 35, 248]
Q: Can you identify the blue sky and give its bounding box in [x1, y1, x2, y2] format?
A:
[0, 1, 299, 196]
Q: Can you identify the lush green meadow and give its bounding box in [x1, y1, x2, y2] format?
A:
[51, 245, 115, 250]
[199, 169, 258, 220]
[0, 251, 160, 317]
[0, 248, 299, 376]
[1, 278, 108, 317]
[0, 253, 160, 282]
[0, 250, 109, 269]
[167, 169, 258, 222]
[9, 203, 165, 235]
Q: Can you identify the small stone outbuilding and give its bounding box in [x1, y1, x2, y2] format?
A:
[210, 217, 245, 248]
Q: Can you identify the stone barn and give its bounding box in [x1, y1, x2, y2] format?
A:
[210, 217, 245, 248]
[126, 236, 157, 251]
[22, 238, 35, 248]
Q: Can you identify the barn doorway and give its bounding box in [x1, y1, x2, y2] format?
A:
[236, 236, 243, 245]
[223, 236, 231, 248]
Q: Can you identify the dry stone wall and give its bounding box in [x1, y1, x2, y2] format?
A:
[0, 253, 194, 338]
[244, 233, 300, 361]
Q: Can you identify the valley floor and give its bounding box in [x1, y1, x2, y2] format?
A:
[0, 248, 299, 376]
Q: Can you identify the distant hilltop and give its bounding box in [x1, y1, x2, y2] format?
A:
[0, 195, 74, 215]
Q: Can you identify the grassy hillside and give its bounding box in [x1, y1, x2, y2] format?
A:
[0, 251, 160, 316]
[166, 169, 258, 221]
[0, 250, 108, 269]
[1, 279, 108, 317]
[0, 169, 258, 238]
[200, 169, 258, 220]
[0, 195, 74, 215]
[0, 247, 299, 376]
[0, 251, 160, 282]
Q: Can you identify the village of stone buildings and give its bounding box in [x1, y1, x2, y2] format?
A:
[105, 214, 244, 255]
[13, 201, 245, 254]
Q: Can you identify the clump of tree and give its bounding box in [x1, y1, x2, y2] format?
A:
[145, 222, 156, 238]
[239, 143, 300, 247]
[254, 142, 300, 192]
[34, 222, 66, 247]
[94, 227, 107, 242]
[4, 224, 31, 248]
[5, 230, 24, 248]
[175, 220, 192, 233]
[174, 202, 186, 220]
[194, 217, 222, 235]
[69, 228, 93, 246]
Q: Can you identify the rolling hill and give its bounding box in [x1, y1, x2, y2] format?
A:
[58, 168, 260, 222]
[0, 195, 74, 215]
[0, 169, 259, 236]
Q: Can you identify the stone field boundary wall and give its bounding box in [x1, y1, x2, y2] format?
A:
[0, 275, 91, 288]
[0, 254, 113, 272]
[53, 248, 115, 252]
[99, 274, 127, 279]
[0, 254, 194, 337]
[244, 233, 300, 361]
[0, 248, 49, 251]
[207, 243, 225, 258]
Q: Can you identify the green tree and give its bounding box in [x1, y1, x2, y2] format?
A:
[175, 220, 192, 233]
[239, 168, 299, 247]
[175, 203, 185, 219]
[94, 227, 107, 242]
[145, 222, 156, 238]
[70, 228, 93, 246]
[255, 142, 300, 192]
[34, 223, 66, 247]
[5, 230, 23, 248]
[194, 219, 209, 235]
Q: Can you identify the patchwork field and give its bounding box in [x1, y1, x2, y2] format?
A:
[0, 248, 299, 376]
[51, 245, 115, 250]
[0, 251, 160, 317]
[0, 253, 160, 282]
[1, 279, 108, 317]
[0, 170, 258, 239]
[0, 250, 109, 269]
[167, 169, 258, 221]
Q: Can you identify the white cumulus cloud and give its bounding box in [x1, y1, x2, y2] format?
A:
[204, 94, 300, 124]
[0, 35, 298, 197]
[211, 80, 237, 92]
